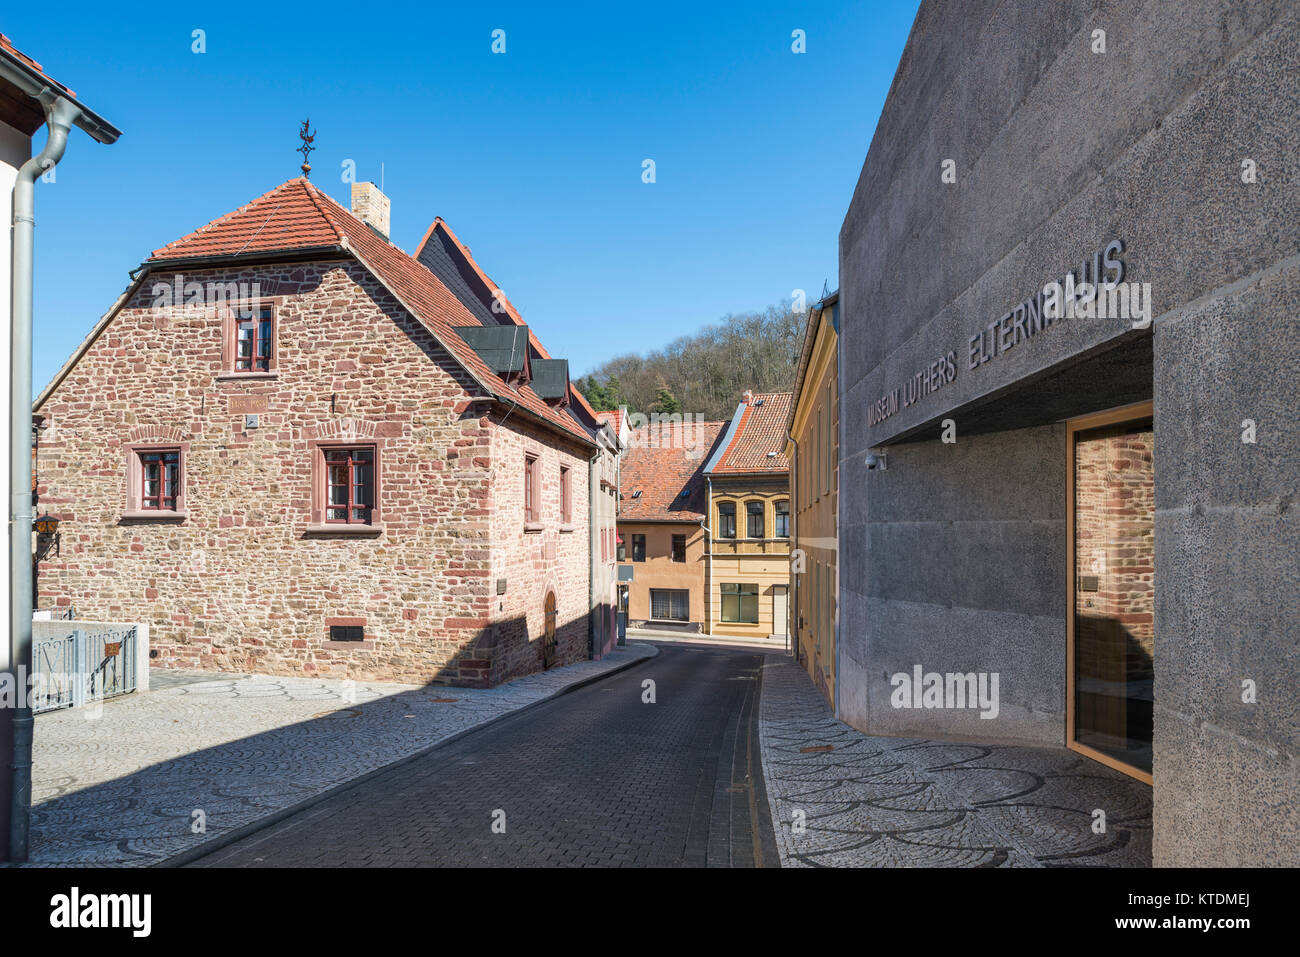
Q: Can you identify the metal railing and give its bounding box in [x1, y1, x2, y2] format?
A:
[31, 624, 138, 714]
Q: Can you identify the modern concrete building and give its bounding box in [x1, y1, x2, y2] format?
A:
[837, 0, 1298, 865]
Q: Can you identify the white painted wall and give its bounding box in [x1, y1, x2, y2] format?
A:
[1, 119, 33, 675]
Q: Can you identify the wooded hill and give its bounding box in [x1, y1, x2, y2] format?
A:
[576, 301, 806, 421]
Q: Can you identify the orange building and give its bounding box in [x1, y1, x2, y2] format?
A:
[615, 418, 725, 631]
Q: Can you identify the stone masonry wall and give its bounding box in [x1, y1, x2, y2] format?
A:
[486, 417, 592, 685]
[35, 258, 516, 685]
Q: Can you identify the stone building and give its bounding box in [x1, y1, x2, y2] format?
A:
[702, 392, 792, 640]
[410, 212, 625, 660]
[786, 293, 839, 707]
[33, 176, 613, 687]
[837, 0, 1298, 864]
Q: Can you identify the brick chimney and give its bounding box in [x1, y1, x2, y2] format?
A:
[742, 389, 754, 405]
[351, 181, 391, 239]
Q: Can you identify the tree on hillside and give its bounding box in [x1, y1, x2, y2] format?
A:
[577, 373, 627, 412]
[579, 300, 806, 420]
[648, 386, 682, 415]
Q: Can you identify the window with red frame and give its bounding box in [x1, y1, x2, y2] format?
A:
[235, 304, 274, 372]
[525, 455, 539, 523]
[139, 450, 180, 510]
[324, 447, 374, 524]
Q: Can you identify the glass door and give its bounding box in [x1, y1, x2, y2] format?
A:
[1067, 402, 1155, 783]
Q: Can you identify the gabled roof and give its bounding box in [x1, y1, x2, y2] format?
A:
[705, 392, 793, 475]
[787, 292, 838, 437]
[618, 421, 727, 522]
[40, 178, 592, 446]
[148, 178, 344, 262]
[416, 217, 593, 413]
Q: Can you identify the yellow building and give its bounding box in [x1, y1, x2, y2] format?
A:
[703, 392, 793, 640]
[785, 293, 838, 707]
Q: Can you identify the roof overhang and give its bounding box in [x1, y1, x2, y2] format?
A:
[0, 48, 120, 143]
[137, 245, 351, 278]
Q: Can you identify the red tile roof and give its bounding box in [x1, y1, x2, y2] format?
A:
[0, 32, 119, 142]
[145, 178, 592, 445]
[710, 392, 793, 474]
[619, 421, 727, 522]
[595, 409, 624, 434]
[0, 32, 76, 98]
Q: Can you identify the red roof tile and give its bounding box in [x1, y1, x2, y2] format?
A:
[145, 178, 592, 446]
[619, 421, 727, 521]
[710, 392, 793, 474]
[0, 32, 76, 98]
[0, 32, 119, 143]
[595, 409, 624, 434]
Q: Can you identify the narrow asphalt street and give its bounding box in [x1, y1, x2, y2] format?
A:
[190, 644, 778, 867]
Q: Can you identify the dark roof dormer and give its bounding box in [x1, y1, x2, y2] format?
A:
[531, 358, 570, 406]
[453, 325, 530, 381]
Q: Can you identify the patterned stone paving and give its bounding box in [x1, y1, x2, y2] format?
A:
[19, 644, 657, 867]
[758, 656, 1152, 867]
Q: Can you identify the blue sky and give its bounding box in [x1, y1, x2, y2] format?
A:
[8, 0, 919, 393]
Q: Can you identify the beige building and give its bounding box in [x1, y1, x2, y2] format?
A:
[702, 392, 792, 640]
[786, 293, 838, 707]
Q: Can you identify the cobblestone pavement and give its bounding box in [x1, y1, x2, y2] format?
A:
[23, 645, 656, 867]
[758, 656, 1153, 867]
[192, 644, 778, 867]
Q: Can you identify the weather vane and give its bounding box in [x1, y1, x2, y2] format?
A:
[297, 118, 316, 178]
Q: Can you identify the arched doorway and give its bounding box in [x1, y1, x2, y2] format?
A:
[542, 590, 558, 669]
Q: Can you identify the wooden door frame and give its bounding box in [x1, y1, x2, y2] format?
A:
[1065, 400, 1155, 786]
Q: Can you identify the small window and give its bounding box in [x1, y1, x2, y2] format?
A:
[720, 582, 759, 624]
[325, 447, 374, 524]
[234, 304, 274, 372]
[524, 455, 540, 524]
[617, 535, 626, 562]
[650, 589, 689, 621]
[746, 500, 765, 539]
[775, 500, 790, 538]
[632, 533, 646, 562]
[671, 534, 686, 563]
[329, 624, 364, 642]
[717, 502, 736, 539]
[139, 449, 180, 511]
[560, 466, 572, 524]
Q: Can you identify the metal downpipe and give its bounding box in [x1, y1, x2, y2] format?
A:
[8, 91, 81, 863]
